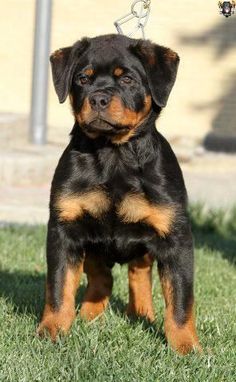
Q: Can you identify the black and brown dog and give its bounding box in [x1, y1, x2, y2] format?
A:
[38, 34, 201, 355]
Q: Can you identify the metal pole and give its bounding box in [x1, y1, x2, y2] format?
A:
[30, 0, 52, 145]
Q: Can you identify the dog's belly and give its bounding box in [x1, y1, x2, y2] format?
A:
[64, 214, 159, 264]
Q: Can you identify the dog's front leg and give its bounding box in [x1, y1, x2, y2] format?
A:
[158, 236, 202, 355]
[37, 219, 83, 341]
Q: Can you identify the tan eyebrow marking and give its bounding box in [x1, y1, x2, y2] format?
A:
[114, 67, 124, 77]
[84, 68, 94, 77]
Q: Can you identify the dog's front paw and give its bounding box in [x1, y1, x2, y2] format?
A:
[165, 323, 202, 355]
[168, 336, 202, 355]
[37, 305, 76, 341]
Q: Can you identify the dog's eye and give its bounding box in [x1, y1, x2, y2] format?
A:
[78, 76, 90, 85]
[120, 76, 133, 85]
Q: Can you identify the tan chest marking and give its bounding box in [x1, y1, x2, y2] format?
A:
[55, 189, 111, 222]
[117, 193, 175, 237]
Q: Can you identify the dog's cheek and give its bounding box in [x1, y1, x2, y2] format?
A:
[131, 91, 149, 113]
[108, 95, 151, 127]
[74, 97, 93, 125]
[108, 96, 126, 123]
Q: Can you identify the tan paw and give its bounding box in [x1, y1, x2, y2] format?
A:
[166, 325, 202, 355]
[126, 303, 155, 322]
[80, 301, 107, 321]
[37, 306, 76, 341]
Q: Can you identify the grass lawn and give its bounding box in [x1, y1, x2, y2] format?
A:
[0, 206, 235, 382]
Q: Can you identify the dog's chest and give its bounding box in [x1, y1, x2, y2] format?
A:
[56, 145, 144, 222]
[54, 144, 174, 241]
[72, 143, 145, 198]
[98, 144, 143, 197]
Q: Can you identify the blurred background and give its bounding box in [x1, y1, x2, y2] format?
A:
[0, 0, 236, 223]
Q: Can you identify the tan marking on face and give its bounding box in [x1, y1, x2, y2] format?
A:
[80, 255, 113, 320]
[114, 67, 124, 77]
[84, 68, 94, 77]
[37, 262, 83, 341]
[76, 97, 92, 125]
[158, 275, 202, 355]
[110, 95, 152, 144]
[127, 254, 155, 322]
[109, 95, 151, 127]
[73, 97, 99, 139]
[117, 193, 175, 238]
[55, 189, 111, 222]
[75, 94, 151, 144]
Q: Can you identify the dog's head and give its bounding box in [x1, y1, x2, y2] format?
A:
[50, 34, 179, 143]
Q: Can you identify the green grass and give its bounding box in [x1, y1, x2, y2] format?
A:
[0, 206, 236, 382]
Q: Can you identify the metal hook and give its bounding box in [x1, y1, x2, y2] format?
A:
[114, 0, 151, 39]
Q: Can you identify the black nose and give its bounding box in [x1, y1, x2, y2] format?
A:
[89, 92, 111, 111]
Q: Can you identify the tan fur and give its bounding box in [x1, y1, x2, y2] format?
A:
[110, 95, 152, 144]
[117, 193, 175, 237]
[76, 97, 92, 125]
[114, 67, 124, 77]
[159, 275, 202, 355]
[75, 94, 151, 144]
[111, 129, 136, 145]
[55, 189, 111, 222]
[80, 255, 113, 320]
[37, 263, 83, 340]
[127, 254, 155, 322]
[109, 95, 151, 126]
[84, 68, 94, 77]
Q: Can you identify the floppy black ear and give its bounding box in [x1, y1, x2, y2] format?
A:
[50, 39, 90, 103]
[132, 40, 180, 108]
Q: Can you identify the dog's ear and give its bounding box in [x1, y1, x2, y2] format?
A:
[131, 41, 180, 108]
[50, 39, 90, 103]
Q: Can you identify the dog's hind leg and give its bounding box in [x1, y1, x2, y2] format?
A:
[80, 254, 113, 320]
[127, 254, 155, 322]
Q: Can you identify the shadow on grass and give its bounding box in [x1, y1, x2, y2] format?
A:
[127, 315, 166, 344]
[0, 270, 154, 318]
[110, 295, 166, 343]
[0, 270, 45, 316]
[189, 205, 236, 265]
[0, 269, 167, 343]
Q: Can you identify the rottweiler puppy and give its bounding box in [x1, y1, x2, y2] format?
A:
[37, 34, 201, 355]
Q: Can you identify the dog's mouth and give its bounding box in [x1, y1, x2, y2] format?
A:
[83, 116, 130, 136]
